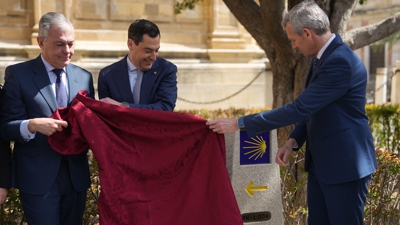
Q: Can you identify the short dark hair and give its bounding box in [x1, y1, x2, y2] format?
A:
[128, 19, 160, 45]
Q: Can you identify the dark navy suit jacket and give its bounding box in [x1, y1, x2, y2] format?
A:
[0, 85, 11, 189]
[0, 136, 10, 189]
[98, 55, 178, 111]
[0, 55, 94, 195]
[244, 35, 376, 185]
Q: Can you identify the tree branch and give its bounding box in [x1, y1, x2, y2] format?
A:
[328, 0, 357, 35]
[222, 0, 269, 50]
[261, 0, 291, 55]
[343, 12, 400, 50]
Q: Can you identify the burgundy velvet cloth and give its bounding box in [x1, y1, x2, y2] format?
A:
[48, 91, 242, 225]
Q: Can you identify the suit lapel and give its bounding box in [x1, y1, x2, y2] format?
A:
[305, 62, 313, 87]
[321, 35, 342, 60]
[306, 34, 342, 86]
[306, 59, 321, 86]
[66, 65, 79, 104]
[32, 56, 58, 112]
[113, 56, 134, 102]
[140, 59, 160, 103]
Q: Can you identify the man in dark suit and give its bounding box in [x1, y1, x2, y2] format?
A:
[98, 19, 177, 111]
[0, 12, 94, 224]
[0, 135, 10, 205]
[206, 1, 376, 224]
[0, 137, 10, 205]
[0, 84, 11, 205]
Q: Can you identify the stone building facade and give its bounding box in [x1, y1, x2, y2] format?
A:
[0, 0, 399, 109]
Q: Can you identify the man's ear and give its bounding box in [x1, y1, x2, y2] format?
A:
[37, 36, 44, 49]
[127, 39, 135, 50]
[303, 28, 314, 40]
[303, 28, 311, 37]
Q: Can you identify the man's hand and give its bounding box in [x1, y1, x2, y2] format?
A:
[28, 118, 68, 136]
[0, 188, 8, 204]
[206, 118, 239, 134]
[275, 138, 296, 167]
[99, 97, 121, 106]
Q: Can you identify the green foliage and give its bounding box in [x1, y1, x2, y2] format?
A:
[0, 189, 24, 225]
[364, 104, 400, 225]
[83, 151, 100, 225]
[279, 149, 308, 224]
[366, 104, 400, 153]
[174, 0, 203, 14]
[1, 106, 400, 225]
[365, 148, 400, 224]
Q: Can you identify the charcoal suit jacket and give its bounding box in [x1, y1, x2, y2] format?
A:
[0, 55, 94, 195]
[0, 84, 11, 189]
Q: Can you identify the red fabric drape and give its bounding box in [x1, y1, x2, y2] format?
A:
[48, 91, 242, 225]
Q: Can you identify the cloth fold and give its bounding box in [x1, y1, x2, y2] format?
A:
[48, 90, 242, 225]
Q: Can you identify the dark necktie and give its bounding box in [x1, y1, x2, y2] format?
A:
[133, 70, 142, 104]
[52, 69, 68, 107]
[312, 57, 319, 73]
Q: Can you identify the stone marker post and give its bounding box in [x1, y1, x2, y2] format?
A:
[375, 67, 388, 105]
[225, 130, 284, 225]
[391, 61, 400, 103]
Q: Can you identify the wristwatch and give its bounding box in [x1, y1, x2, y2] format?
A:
[237, 117, 245, 131]
[121, 102, 129, 107]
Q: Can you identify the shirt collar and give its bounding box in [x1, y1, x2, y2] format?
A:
[316, 34, 336, 59]
[126, 55, 138, 72]
[40, 54, 65, 73]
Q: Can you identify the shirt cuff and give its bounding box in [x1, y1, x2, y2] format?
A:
[21, 120, 36, 141]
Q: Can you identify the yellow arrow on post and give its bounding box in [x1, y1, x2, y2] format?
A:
[245, 181, 268, 197]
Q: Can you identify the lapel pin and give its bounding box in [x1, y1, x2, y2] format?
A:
[154, 71, 157, 75]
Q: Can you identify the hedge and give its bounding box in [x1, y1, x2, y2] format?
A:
[1, 106, 399, 225]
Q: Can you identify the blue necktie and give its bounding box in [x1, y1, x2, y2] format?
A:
[52, 69, 68, 107]
[312, 57, 319, 73]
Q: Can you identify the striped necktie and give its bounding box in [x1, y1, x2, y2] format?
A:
[133, 70, 143, 104]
